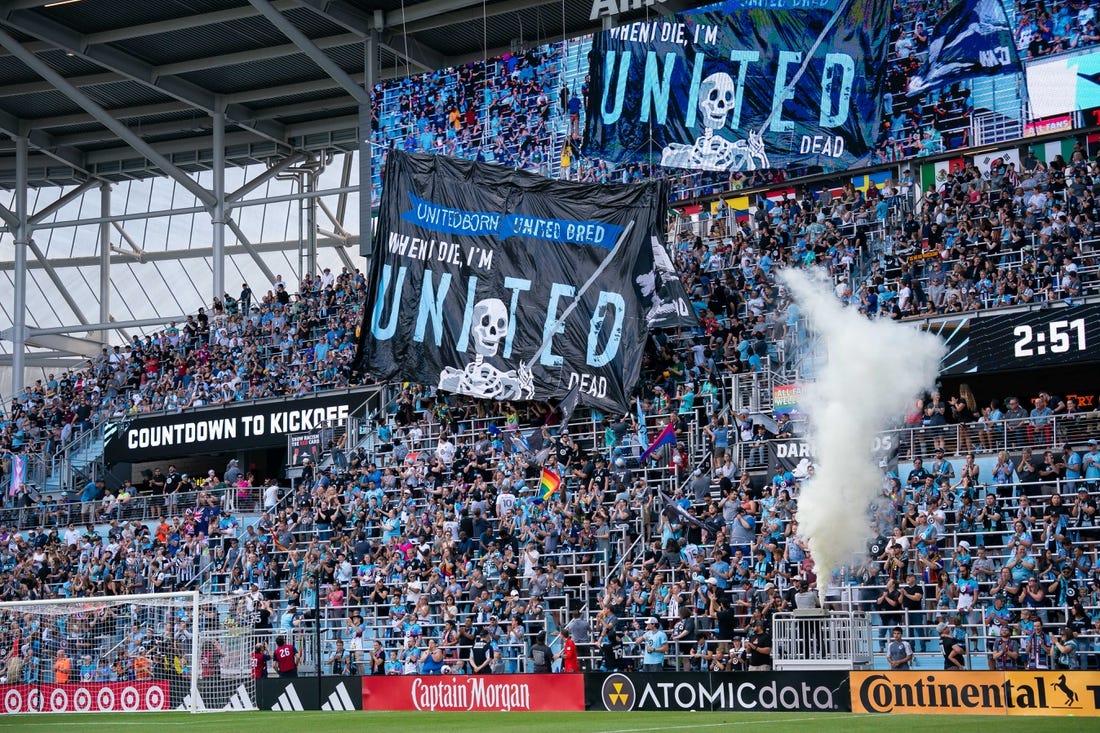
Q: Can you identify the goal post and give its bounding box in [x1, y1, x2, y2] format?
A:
[0, 591, 259, 714]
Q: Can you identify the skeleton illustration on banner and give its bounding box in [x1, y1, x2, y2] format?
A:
[636, 235, 688, 327]
[660, 72, 771, 172]
[437, 297, 535, 400]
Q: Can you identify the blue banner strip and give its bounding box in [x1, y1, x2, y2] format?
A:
[402, 193, 623, 249]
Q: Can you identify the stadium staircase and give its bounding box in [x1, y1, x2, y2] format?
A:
[970, 75, 1026, 146]
[15, 419, 108, 499]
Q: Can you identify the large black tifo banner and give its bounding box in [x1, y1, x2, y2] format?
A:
[582, 0, 891, 173]
[356, 151, 694, 413]
[103, 391, 359, 463]
[586, 671, 850, 712]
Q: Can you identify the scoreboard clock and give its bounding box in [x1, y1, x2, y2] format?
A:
[966, 304, 1099, 372]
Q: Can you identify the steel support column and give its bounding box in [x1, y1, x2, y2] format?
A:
[360, 29, 376, 257]
[212, 110, 226, 300]
[304, 167, 318, 278]
[11, 136, 28, 394]
[99, 183, 111, 328]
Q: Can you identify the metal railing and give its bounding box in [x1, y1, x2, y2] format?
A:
[773, 612, 873, 670]
[726, 411, 1100, 472]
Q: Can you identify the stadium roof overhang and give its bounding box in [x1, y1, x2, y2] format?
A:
[0, 0, 691, 189]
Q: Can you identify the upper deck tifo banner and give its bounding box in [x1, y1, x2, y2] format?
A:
[582, 0, 891, 173]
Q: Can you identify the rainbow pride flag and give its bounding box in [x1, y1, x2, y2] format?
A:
[536, 469, 561, 503]
[639, 421, 676, 463]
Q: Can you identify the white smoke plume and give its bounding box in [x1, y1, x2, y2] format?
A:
[780, 269, 945, 589]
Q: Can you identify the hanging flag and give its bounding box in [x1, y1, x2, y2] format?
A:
[973, 148, 1020, 175]
[1031, 139, 1076, 165]
[535, 469, 561, 504]
[920, 157, 966, 192]
[906, 0, 1021, 96]
[9, 454, 24, 497]
[659, 490, 715, 534]
[764, 188, 796, 205]
[356, 151, 665, 413]
[639, 421, 677, 463]
[635, 398, 649, 452]
[510, 434, 530, 454]
[852, 170, 893, 193]
[557, 384, 582, 430]
[583, 0, 893, 173]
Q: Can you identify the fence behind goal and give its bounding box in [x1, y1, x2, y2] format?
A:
[0, 591, 278, 714]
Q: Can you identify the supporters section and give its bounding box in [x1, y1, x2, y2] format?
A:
[5, 2, 1100, 724]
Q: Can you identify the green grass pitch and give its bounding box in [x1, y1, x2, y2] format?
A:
[0, 711, 1083, 732]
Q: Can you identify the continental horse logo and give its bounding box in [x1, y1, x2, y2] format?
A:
[601, 673, 636, 712]
[1053, 674, 1078, 707]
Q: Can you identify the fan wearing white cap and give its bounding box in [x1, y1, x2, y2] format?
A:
[641, 616, 668, 672]
[1084, 439, 1100, 486]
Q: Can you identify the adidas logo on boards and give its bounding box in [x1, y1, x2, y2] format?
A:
[320, 682, 355, 711]
[270, 683, 304, 711]
[176, 691, 206, 712]
[223, 684, 256, 711]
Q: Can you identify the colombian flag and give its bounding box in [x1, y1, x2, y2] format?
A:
[536, 469, 561, 503]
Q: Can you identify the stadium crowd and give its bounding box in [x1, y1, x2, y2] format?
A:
[1014, 0, 1100, 57]
[1, 178, 1098, 681]
[368, 47, 563, 202]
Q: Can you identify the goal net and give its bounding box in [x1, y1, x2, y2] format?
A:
[0, 591, 261, 714]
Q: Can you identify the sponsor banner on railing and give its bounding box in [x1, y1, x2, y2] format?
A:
[585, 671, 850, 712]
[104, 391, 361, 463]
[361, 673, 583, 712]
[767, 439, 816, 478]
[851, 671, 1100, 716]
[0, 681, 168, 713]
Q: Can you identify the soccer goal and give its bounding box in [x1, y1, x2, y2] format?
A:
[0, 591, 262, 714]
